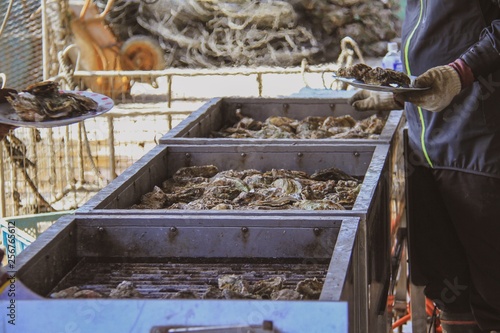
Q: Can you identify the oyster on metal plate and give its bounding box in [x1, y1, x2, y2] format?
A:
[336, 64, 411, 87]
[335, 63, 371, 80]
[5, 81, 98, 122]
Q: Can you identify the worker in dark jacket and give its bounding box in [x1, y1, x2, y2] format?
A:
[349, 1, 500, 332]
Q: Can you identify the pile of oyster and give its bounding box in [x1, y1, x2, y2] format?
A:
[212, 113, 385, 139]
[170, 275, 323, 300]
[5, 81, 98, 122]
[50, 276, 323, 300]
[131, 165, 361, 210]
[336, 63, 411, 87]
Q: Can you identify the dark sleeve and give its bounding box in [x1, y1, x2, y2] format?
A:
[460, 20, 500, 79]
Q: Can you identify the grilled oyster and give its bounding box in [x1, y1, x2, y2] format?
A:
[252, 277, 284, 299]
[271, 289, 302, 300]
[50, 286, 80, 298]
[296, 278, 323, 300]
[201, 286, 224, 299]
[337, 64, 411, 87]
[362, 67, 411, 87]
[50, 286, 103, 299]
[5, 81, 98, 122]
[336, 63, 371, 80]
[25, 81, 59, 95]
[218, 275, 251, 295]
[109, 281, 143, 298]
[170, 290, 199, 299]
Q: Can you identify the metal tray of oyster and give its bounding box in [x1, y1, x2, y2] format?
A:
[77, 143, 390, 216]
[160, 96, 404, 145]
[12, 214, 358, 332]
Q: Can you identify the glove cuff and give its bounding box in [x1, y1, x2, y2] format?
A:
[448, 59, 474, 89]
[443, 65, 462, 96]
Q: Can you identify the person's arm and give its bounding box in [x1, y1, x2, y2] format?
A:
[398, 20, 500, 112]
[460, 20, 500, 81]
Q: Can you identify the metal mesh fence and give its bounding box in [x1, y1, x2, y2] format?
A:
[0, 0, 44, 90]
[0, 106, 191, 216]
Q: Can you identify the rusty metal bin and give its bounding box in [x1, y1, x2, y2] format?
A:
[75, 143, 392, 332]
[14, 214, 359, 332]
[159, 97, 404, 146]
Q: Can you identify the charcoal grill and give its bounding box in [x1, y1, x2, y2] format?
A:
[159, 97, 404, 146]
[12, 214, 359, 332]
[76, 143, 391, 332]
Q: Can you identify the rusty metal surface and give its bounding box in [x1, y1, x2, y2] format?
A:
[159, 97, 404, 146]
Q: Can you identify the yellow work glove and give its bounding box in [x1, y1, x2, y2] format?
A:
[395, 65, 461, 112]
[348, 90, 403, 111]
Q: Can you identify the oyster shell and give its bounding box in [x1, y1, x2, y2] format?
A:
[337, 64, 411, 87]
[218, 275, 251, 295]
[172, 165, 219, 180]
[132, 165, 361, 211]
[271, 289, 302, 300]
[252, 277, 284, 299]
[336, 63, 371, 80]
[109, 281, 143, 298]
[310, 167, 358, 181]
[169, 290, 198, 299]
[6, 81, 98, 122]
[213, 112, 386, 140]
[295, 278, 323, 300]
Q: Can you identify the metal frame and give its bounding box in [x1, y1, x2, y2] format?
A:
[74, 143, 392, 332]
[12, 214, 359, 333]
[159, 96, 404, 146]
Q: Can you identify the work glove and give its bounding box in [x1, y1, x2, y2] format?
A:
[348, 90, 403, 111]
[395, 65, 462, 112]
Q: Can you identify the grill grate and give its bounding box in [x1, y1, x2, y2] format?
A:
[51, 258, 330, 299]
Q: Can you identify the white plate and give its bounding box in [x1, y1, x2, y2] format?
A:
[0, 90, 114, 128]
[333, 76, 430, 93]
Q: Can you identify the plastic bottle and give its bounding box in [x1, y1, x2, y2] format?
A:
[382, 42, 403, 71]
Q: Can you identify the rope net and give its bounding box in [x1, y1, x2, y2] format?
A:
[96, 0, 401, 68]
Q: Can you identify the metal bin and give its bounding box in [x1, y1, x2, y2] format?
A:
[11, 214, 360, 333]
[75, 143, 392, 332]
[159, 97, 404, 146]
